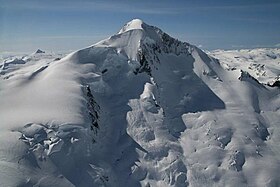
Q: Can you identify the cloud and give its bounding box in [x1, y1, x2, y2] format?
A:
[0, 34, 109, 42]
[229, 17, 280, 24]
[4, 0, 279, 15]
[0, 0, 181, 15]
[36, 35, 108, 40]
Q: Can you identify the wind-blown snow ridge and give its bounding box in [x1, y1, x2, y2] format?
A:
[0, 20, 280, 187]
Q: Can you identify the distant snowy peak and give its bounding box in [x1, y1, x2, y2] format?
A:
[34, 49, 45, 54]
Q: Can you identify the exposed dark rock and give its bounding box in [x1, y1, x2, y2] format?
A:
[229, 151, 245, 172]
[268, 80, 280, 88]
[101, 69, 108, 74]
[134, 50, 151, 76]
[54, 58, 61, 61]
[84, 85, 100, 140]
[253, 123, 269, 141]
[35, 49, 45, 54]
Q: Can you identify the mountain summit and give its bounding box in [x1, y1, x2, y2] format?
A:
[117, 18, 164, 42]
[118, 19, 147, 33]
[0, 19, 279, 187]
[34, 49, 45, 54]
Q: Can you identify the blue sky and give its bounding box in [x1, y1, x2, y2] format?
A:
[0, 0, 280, 53]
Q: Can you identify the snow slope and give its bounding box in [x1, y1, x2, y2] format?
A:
[0, 19, 279, 187]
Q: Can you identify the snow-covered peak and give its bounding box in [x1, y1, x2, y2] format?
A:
[2, 20, 279, 187]
[34, 49, 45, 54]
[116, 18, 165, 43]
[118, 19, 146, 34]
[93, 19, 190, 61]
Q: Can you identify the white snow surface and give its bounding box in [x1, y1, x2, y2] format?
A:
[0, 19, 280, 187]
[209, 48, 280, 85]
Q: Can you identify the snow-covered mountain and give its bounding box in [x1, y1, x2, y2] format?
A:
[0, 19, 279, 187]
[209, 48, 280, 87]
